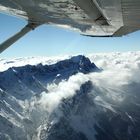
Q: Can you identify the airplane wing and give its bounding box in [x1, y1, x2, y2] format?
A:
[0, 0, 140, 52]
[1, 0, 139, 36]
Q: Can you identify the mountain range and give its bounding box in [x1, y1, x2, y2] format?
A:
[0, 55, 140, 140]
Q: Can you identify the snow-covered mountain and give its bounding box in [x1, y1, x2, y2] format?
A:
[0, 55, 99, 140]
[0, 54, 140, 140]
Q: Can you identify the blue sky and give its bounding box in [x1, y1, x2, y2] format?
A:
[0, 13, 140, 58]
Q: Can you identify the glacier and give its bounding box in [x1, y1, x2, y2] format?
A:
[0, 53, 140, 140]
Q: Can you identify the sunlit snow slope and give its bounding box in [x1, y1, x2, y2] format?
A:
[0, 53, 140, 140]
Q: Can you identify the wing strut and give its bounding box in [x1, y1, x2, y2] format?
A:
[0, 22, 40, 53]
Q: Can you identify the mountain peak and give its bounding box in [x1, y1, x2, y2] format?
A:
[70, 55, 86, 63]
[54, 55, 99, 74]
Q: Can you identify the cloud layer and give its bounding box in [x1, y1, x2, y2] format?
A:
[28, 52, 140, 140]
[26, 51, 140, 115]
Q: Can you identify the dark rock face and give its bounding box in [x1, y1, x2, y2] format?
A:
[39, 117, 88, 140]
